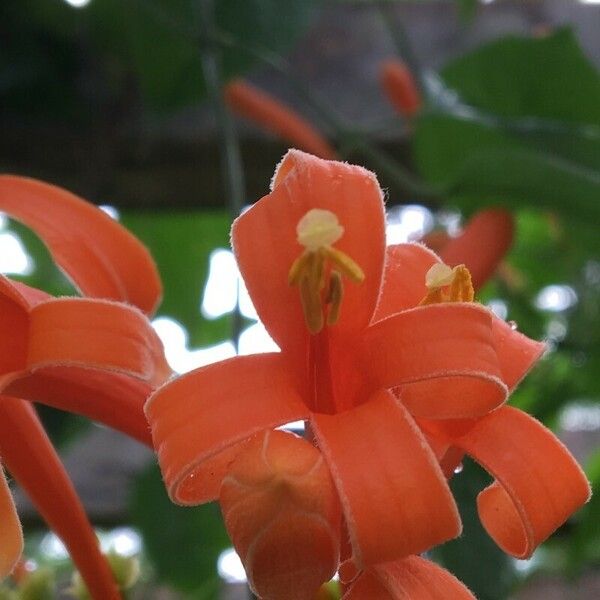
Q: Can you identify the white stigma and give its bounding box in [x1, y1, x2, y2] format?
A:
[296, 209, 344, 251]
[425, 262, 455, 289]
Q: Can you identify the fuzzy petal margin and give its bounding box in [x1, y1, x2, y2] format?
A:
[311, 390, 460, 570]
[0, 465, 22, 579]
[0, 176, 161, 314]
[363, 303, 507, 418]
[455, 406, 591, 558]
[344, 556, 475, 599]
[232, 150, 386, 362]
[145, 353, 310, 505]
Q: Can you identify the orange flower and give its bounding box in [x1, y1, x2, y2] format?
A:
[147, 150, 517, 596]
[380, 60, 422, 117]
[224, 79, 337, 160]
[0, 176, 170, 598]
[376, 238, 591, 560]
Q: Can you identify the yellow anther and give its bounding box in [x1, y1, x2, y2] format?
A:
[420, 262, 474, 306]
[297, 209, 344, 251]
[289, 209, 364, 334]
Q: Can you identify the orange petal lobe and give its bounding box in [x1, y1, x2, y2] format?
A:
[363, 303, 507, 418]
[26, 298, 170, 386]
[0, 175, 161, 314]
[440, 209, 514, 291]
[0, 278, 31, 375]
[4, 366, 153, 447]
[380, 60, 422, 117]
[145, 353, 310, 505]
[373, 243, 439, 321]
[455, 406, 591, 558]
[345, 556, 475, 600]
[492, 317, 546, 390]
[0, 397, 120, 598]
[232, 150, 385, 358]
[220, 430, 340, 600]
[225, 80, 337, 160]
[0, 465, 23, 579]
[311, 390, 460, 569]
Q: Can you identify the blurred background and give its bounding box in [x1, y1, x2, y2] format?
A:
[1, 0, 599, 598]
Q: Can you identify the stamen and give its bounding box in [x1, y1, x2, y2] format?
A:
[289, 209, 365, 334]
[420, 262, 474, 305]
[297, 209, 344, 251]
[326, 271, 343, 326]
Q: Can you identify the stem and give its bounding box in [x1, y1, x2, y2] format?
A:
[197, 1, 245, 350]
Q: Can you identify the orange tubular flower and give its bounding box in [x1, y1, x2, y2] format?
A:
[147, 150, 519, 597]
[0, 176, 170, 598]
[380, 60, 422, 118]
[375, 240, 591, 561]
[224, 79, 338, 160]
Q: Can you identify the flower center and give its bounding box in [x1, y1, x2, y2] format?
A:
[420, 262, 474, 305]
[289, 209, 364, 334]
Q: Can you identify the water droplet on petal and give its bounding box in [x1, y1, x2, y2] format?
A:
[508, 320, 518, 330]
[453, 463, 464, 475]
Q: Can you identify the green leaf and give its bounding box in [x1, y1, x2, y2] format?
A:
[441, 28, 600, 125]
[414, 114, 600, 223]
[130, 464, 231, 596]
[121, 210, 232, 347]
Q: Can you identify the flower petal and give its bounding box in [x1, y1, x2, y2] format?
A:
[0, 396, 120, 597]
[373, 243, 439, 321]
[492, 317, 546, 391]
[26, 297, 170, 386]
[232, 150, 385, 356]
[440, 209, 514, 291]
[3, 366, 153, 446]
[145, 353, 310, 505]
[0, 465, 23, 579]
[455, 406, 591, 558]
[362, 303, 507, 418]
[344, 556, 475, 600]
[311, 390, 460, 569]
[220, 430, 340, 600]
[0, 175, 161, 314]
[0, 277, 31, 375]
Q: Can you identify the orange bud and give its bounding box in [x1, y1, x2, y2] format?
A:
[220, 430, 341, 600]
[224, 79, 337, 160]
[380, 60, 422, 117]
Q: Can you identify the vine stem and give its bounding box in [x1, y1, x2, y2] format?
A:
[196, 0, 244, 350]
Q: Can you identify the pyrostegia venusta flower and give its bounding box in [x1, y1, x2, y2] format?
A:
[0, 176, 171, 599]
[224, 79, 337, 160]
[380, 59, 422, 117]
[146, 150, 524, 597]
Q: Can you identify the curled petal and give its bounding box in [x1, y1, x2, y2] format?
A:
[0, 465, 22, 579]
[0, 175, 161, 314]
[0, 397, 120, 598]
[344, 556, 475, 600]
[232, 150, 385, 360]
[380, 60, 422, 117]
[363, 303, 507, 418]
[455, 406, 591, 558]
[311, 390, 460, 570]
[145, 353, 310, 505]
[0, 277, 31, 375]
[225, 80, 337, 160]
[3, 366, 153, 446]
[373, 243, 439, 321]
[440, 209, 514, 291]
[220, 430, 340, 600]
[492, 317, 546, 391]
[26, 298, 170, 386]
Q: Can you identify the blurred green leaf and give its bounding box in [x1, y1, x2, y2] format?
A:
[122, 210, 231, 347]
[130, 464, 230, 597]
[441, 28, 600, 124]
